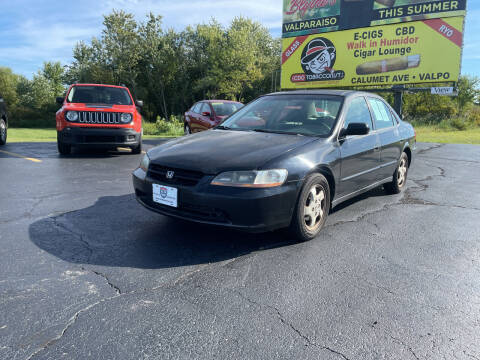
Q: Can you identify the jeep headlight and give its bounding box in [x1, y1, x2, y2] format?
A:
[211, 169, 288, 188]
[65, 111, 79, 122]
[121, 113, 133, 124]
[139, 153, 150, 172]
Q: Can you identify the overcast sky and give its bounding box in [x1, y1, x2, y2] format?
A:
[0, 0, 478, 79]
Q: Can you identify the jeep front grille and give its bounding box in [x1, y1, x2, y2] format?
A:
[78, 111, 121, 124]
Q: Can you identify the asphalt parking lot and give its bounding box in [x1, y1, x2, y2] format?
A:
[1, 140, 479, 360]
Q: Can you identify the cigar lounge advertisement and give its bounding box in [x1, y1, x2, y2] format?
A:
[281, 16, 464, 89]
[283, 0, 467, 38]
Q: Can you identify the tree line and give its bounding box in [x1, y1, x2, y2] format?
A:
[0, 10, 478, 128]
[0, 10, 281, 127]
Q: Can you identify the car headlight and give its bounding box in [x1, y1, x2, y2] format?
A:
[121, 113, 133, 124]
[139, 153, 150, 171]
[65, 111, 79, 122]
[211, 169, 288, 188]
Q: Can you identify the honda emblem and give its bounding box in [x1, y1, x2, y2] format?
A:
[166, 171, 174, 179]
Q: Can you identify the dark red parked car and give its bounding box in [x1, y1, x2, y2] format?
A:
[184, 100, 243, 134]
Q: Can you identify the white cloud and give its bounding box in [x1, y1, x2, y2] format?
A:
[2, 21, 97, 63]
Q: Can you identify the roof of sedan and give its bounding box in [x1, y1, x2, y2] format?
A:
[266, 90, 374, 98]
[204, 99, 243, 103]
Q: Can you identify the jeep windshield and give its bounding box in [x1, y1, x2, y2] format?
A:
[219, 95, 343, 137]
[67, 86, 133, 105]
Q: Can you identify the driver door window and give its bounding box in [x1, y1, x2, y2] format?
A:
[200, 103, 211, 115]
[343, 97, 373, 131]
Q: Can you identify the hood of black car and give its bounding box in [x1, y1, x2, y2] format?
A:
[147, 129, 318, 174]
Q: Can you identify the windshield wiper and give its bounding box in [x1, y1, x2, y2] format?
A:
[215, 126, 251, 132]
[252, 129, 304, 136]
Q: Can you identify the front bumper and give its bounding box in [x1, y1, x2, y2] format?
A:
[132, 168, 301, 233]
[59, 127, 141, 147]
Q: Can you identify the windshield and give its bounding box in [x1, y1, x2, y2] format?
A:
[220, 95, 343, 137]
[67, 86, 133, 105]
[211, 102, 243, 116]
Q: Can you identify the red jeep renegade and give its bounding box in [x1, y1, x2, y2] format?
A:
[55, 83, 143, 155]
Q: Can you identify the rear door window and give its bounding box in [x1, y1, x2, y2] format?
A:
[367, 98, 394, 130]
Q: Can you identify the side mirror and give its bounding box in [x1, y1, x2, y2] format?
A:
[202, 111, 211, 117]
[340, 122, 370, 138]
[56, 97, 64, 105]
[135, 100, 144, 108]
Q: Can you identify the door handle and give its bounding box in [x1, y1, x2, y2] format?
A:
[374, 145, 380, 152]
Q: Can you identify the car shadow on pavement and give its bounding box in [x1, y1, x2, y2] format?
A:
[28, 194, 299, 270]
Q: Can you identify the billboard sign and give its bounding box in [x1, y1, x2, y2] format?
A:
[282, 0, 466, 38]
[281, 16, 464, 89]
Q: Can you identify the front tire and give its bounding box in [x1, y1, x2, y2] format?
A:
[131, 137, 142, 154]
[289, 173, 330, 242]
[57, 132, 71, 155]
[0, 119, 6, 145]
[384, 152, 409, 194]
[184, 123, 191, 135]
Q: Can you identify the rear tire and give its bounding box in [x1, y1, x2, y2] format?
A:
[0, 119, 6, 145]
[57, 132, 71, 155]
[384, 152, 409, 194]
[131, 137, 142, 154]
[289, 173, 330, 242]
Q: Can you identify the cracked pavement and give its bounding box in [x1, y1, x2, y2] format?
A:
[1, 141, 479, 359]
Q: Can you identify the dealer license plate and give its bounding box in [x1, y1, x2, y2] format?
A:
[152, 184, 178, 208]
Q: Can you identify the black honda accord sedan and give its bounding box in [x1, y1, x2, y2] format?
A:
[133, 90, 415, 241]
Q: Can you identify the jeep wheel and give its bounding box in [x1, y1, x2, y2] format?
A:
[57, 132, 71, 155]
[289, 173, 330, 242]
[0, 119, 6, 145]
[131, 137, 142, 154]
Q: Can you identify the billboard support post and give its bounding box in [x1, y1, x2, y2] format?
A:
[393, 86, 404, 117]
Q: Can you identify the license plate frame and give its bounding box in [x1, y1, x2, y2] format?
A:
[152, 184, 178, 208]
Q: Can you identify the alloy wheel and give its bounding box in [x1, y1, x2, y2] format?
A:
[397, 157, 408, 187]
[304, 184, 326, 232]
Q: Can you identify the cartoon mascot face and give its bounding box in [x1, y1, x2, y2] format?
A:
[301, 38, 336, 75]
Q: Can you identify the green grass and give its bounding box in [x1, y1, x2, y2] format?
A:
[8, 126, 480, 145]
[142, 120, 184, 137]
[415, 126, 480, 145]
[7, 128, 179, 143]
[8, 128, 57, 142]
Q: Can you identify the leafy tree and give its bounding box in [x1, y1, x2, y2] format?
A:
[0, 67, 22, 106]
[455, 75, 480, 111]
